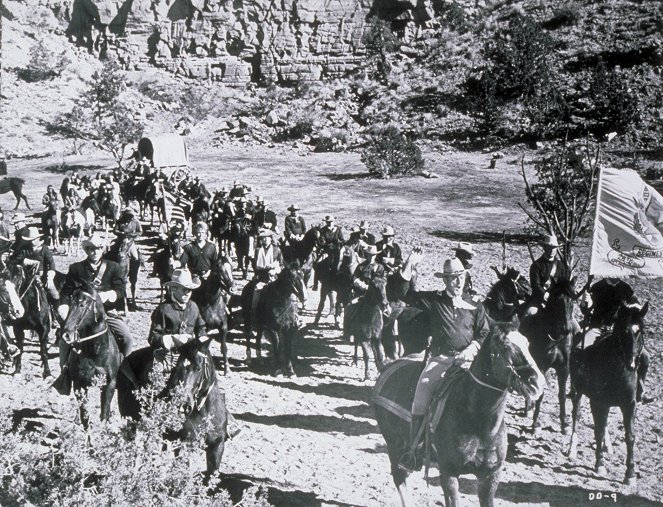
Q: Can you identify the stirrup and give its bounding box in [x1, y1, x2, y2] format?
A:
[397, 451, 420, 473]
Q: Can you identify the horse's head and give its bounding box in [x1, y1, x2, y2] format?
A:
[281, 261, 307, 304]
[613, 302, 648, 370]
[505, 267, 531, 301]
[0, 276, 25, 320]
[61, 285, 105, 345]
[476, 319, 546, 403]
[166, 341, 214, 416]
[368, 275, 390, 315]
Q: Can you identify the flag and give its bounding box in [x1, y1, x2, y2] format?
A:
[160, 184, 190, 224]
[590, 166, 663, 277]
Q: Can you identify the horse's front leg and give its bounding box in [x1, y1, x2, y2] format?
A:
[557, 364, 569, 434]
[477, 470, 500, 507]
[371, 332, 386, 372]
[531, 392, 544, 434]
[12, 327, 24, 375]
[621, 400, 637, 487]
[440, 474, 460, 507]
[75, 387, 90, 429]
[566, 391, 582, 459]
[219, 328, 230, 375]
[38, 326, 51, 378]
[314, 288, 327, 325]
[360, 339, 372, 381]
[100, 375, 116, 422]
[590, 400, 610, 476]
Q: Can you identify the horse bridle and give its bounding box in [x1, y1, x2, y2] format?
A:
[469, 344, 532, 394]
[190, 353, 214, 412]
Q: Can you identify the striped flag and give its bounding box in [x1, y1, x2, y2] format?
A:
[160, 184, 191, 224]
[590, 166, 663, 277]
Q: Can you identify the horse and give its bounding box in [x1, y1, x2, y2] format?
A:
[116, 340, 228, 476]
[0, 177, 31, 209]
[483, 266, 531, 323]
[373, 320, 546, 507]
[150, 234, 185, 300]
[61, 207, 95, 256]
[231, 215, 253, 279]
[280, 227, 321, 286]
[2, 264, 53, 377]
[42, 199, 61, 250]
[57, 285, 121, 427]
[313, 246, 357, 327]
[519, 275, 576, 434]
[0, 277, 25, 364]
[240, 262, 307, 376]
[105, 235, 141, 311]
[567, 302, 648, 487]
[193, 257, 233, 375]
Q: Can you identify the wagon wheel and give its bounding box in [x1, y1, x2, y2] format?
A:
[168, 167, 193, 187]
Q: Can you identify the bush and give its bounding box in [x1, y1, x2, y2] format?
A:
[0, 376, 268, 506]
[17, 38, 69, 82]
[362, 18, 400, 84]
[136, 78, 180, 104]
[311, 128, 350, 152]
[588, 60, 639, 137]
[542, 5, 581, 30]
[360, 126, 425, 178]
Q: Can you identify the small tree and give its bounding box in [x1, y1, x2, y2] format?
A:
[362, 18, 400, 85]
[59, 58, 143, 167]
[361, 126, 425, 178]
[588, 60, 639, 137]
[519, 138, 600, 262]
[17, 37, 70, 82]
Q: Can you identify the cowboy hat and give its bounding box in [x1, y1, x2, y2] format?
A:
[287, 204, 301, 212]
[540, 234, 559, 248]
[381, 226, 395, 237]
[454, 242, 474, 257]
[82, 235, 107, 250]
[324, 215, 335, 222]
[233, 180, 241, 186]
[11, 213, 26, 224]
[434, 258, 467, 278]
[21, 227, 43, 241]
[164, 268, 201, 290]
[258, 228, 274, 238]
[121, 206, 135, 215]
[359, 220, 370, 229]
[255, 196, 265, 204]
[364, 244, 379, 256]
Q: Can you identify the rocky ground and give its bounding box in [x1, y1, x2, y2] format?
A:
[0, 146, 661, 506]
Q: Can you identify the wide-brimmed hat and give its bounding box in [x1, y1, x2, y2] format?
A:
[258, 228, 274, 238]
[434, 258, 467, 278]
[218, 187, 228, 194]
[233, 180, 241, 186]
[454, 242, 474, 257]
[324, 215, 335, 223]
[287, 204, 301, 212]
[381, 226, 395, 237]
[256, 196, 264, 204]
[364, 244, 379, 255]
[11, 213, 26, 224]
[359, 220, 369, 230]
[540, 235, 559, 248]
[164, 268, 200, 290]
[21, 227, 43, 241]
[82, 235, 107, 250]
[121, 206, 135, 215]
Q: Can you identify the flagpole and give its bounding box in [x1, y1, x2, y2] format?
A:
[588, 164, 604, 277]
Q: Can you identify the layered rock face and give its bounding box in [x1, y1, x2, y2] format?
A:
[60, 0, 435, 84]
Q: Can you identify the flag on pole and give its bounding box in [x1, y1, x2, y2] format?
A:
[590, 166, 663, 277]
[159, 183, 190, 224]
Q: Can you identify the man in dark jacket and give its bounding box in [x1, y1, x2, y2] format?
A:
[284, 204, 306, 243]
[525, 234, 567, 316]
[376, 226, 403, 274]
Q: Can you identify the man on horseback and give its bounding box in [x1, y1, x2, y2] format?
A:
[56, 235, 134, 388]
[578, 278, 653, 404]
[11, 213, 29, 252]
[148, 268, 209, 373]
[254, 228, 283, 282]
[284, 204, 306, 244]
[399, 257, 490, 473]
[352, 244, 384, 296]
[313, 215, 344, 290]
[454, 242, 478, 300]
[0, 208, 10, 242]
[376, 226, 403, 275]
[180, 221, 218, 286]
[114, 204, 143, 262]
[524, 234, 567, 317]
[9, 227, 58, 303]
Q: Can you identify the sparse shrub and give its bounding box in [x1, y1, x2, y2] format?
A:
[438, 1, 468, 32]
[136, 78, 180, 104]
[588, 60, 639, 137]
[362, 18, 400, 84]
[360, 126, 425, 178]
[0, 376, 268, 506]
[311, 128, 350, 152]
[17, 37, 70, 82]
[523, 82, 571, 139]
[542, 5, 581, 30]
[467, 71, 504, 134]
[273, 109, 317, 141]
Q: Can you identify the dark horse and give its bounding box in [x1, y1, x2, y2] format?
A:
[280, 227, 320, 286]
[519, 275, 576, 434]
[313, 246, 356, 327]
[483, 266, 531, 323]
[3, 264, 53, 377]
[57, 285, 121, 427]
[194, 257, 233, 375]
[150, 234, 185, 300]
[567, 302, 648, 487]
[232, 215, 253, 279]
[116, 340, 228, 476]
[0, 177, 31, 209]
[344, 276, 390, 381]
[240, 263, 307, 376]
[373, 320, 545, 507]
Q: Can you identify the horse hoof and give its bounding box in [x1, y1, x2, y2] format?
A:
[530, 425, 540, 436]
[43, 370, 52, 379]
